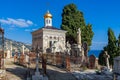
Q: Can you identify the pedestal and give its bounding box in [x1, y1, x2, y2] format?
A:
[35, 71, 40, 75]
[32, 72, 43, 80]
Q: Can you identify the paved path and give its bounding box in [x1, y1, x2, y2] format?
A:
[5, 58, 27, 80]
[5, 58, 77, 80]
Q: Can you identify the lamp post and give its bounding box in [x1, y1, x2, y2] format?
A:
[0, 26, 4, 69]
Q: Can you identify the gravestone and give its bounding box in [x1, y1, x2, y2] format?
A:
[56, 53, 62, 66]
[6, 50, 11, 58]
[14, 52, 18, 63]
[66, 56, 70, 71]
[46, 54, 52, 64]
[25, 54, 29, 63]
[89, 54, 96, 69]
[32, 48, 48, 80]
[32, 50, 43, 80]
[29, 52, 36, 64]
[19, 54, 25, 65]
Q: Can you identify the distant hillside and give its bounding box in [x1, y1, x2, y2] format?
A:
[0, 37, 32, 52]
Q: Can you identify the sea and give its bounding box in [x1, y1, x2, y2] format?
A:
[88, 50, 102, 58]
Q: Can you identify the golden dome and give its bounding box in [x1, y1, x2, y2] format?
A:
[44, 10, 52, 18]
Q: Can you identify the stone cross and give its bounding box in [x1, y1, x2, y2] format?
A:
[104, 51, 110, 69]
[77, 28, 81, 45]
[22, 45, 25, 55]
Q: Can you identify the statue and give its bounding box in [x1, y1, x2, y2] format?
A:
[77, 28, 81, 45]
[104, 51, 110, 69]
[66, 41, 71, 55]
[52, 41, 64, 53]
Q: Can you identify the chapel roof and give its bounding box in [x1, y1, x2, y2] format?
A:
[43, 26, 61, 30]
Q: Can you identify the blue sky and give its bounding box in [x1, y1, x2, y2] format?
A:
[0, 0, 120, 50]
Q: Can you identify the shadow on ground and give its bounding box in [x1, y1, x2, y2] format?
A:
[46, 69, 77, 80]
[6, 60, 77, 80]
[6, 67, 27, 80]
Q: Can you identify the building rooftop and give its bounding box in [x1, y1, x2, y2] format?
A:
[43, 26, 61, 30]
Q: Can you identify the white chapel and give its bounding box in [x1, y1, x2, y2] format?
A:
[31, 11, 67, 53]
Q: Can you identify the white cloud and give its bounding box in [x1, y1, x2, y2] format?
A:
[27, 20, 33, 25]
[0, 18, 34, 27]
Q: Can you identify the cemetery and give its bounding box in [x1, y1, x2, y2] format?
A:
[0, 2, 120, 80]
[0, 24, 120, 80]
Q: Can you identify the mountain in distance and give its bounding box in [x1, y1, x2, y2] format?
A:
[0, 37, 32, 53]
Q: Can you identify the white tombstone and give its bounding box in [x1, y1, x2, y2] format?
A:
[6, 50, 11, 58]
[25, 54, 29, 63]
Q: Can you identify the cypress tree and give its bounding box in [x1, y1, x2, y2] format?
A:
[61, 3, 94, 49]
